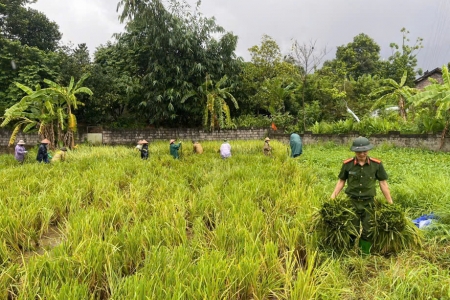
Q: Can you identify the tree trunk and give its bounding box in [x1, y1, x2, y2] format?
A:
[439, 119, 449, 150]
[399, 96, 407, 121]
[302, 77, 307, 131]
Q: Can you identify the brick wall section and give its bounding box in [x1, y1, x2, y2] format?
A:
[1, 128, 450, 152]
[0, 128, 268, 147]
[101, 128, 269, 144]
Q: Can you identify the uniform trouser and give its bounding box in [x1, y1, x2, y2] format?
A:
[349, 198, 374, 242]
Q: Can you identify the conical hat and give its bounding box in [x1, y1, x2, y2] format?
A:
[141, 140, 148, 144]
[41, 139, 50, 144]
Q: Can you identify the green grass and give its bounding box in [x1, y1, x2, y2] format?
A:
[1, 140, 449, 299]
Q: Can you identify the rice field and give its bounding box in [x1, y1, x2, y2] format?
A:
[1, 140, 449, 299]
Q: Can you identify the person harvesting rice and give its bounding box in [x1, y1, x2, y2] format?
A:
[170, 139, 182, 159]
[14, 139, 27, 164]
[330, 136, 393, 254]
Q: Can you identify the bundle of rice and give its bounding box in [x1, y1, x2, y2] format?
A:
[369, 202, 422, 254]
[311, 198, 358, 251]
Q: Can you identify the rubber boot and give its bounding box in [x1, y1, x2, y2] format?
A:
[359, 239, 372, 256]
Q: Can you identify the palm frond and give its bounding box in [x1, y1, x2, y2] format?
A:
[14, 82, 35, 95]
[9, 124, 22, 146]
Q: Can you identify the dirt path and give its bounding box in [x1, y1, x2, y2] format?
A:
[20, 225, 64, 262]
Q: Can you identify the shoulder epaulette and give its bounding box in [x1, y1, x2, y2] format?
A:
[343, 158, 354, 164]
[369, 157, 381, 164]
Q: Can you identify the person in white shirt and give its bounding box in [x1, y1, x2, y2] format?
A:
[219, 139, 231, 159]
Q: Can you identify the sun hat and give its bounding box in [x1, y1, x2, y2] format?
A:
[350, 136, 374, 152]
[170, 139, 176, 144]
[264, 137, 270, 142]
[41, 139, 50, 144]
[17, 140, 25, 145]
[141, 140, 148, 144]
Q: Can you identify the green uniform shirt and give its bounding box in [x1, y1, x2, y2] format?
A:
[170, 143, 181, 159]
[338, 157, 388, 199]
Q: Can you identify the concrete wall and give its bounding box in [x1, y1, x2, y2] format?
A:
[1, 128, 449, 152]
[270, 131, 450, 152]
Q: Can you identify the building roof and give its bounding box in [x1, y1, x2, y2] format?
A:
[414, 67, 442, 85]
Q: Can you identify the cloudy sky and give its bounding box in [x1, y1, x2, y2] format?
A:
[30, 0, 450, 72]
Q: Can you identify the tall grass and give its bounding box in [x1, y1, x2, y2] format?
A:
[0, 140, 449, 299]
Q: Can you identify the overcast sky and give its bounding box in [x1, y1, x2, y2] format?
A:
[30, 0, 450, 72]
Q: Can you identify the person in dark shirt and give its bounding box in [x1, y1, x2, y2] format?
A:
[36, 139, 50, 163]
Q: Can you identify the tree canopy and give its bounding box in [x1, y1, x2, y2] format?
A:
[1, 0, 446, 138]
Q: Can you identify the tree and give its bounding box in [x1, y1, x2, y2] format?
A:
[238, 35, 300, 116]
[289, 40, 328, 129]
[409, 66, 450, 148]
[115, 0, 241, 126]
[370, 71, 418, 121]
[0, 2, 61, 51]
[323, 33, 381, 80]
[0, 37, 62, 113]
[182, 74, 238, 131]
[78, 42, 140, 126]
[380, 28, 423, 85]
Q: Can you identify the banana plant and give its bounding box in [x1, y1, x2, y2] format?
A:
[1, 83, 55, 146]
[369, 71, 418, 121]
[409, 66, 450, 149]
[1, 74, 92, 148]
[181, 74, 238, 131]
[41, 73, 93, 148]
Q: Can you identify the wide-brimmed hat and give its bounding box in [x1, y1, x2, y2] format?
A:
[350, 136, 374, 152]
[41, 139, 50, 144]
[17, 140, 25, 145]
[141, 140, 148, 144]
[170, 139, 176, 144]
[264, 137, 270, 142]
[60, 147, 67, 151]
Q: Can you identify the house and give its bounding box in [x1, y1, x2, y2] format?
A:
[414, 67, 443, 90]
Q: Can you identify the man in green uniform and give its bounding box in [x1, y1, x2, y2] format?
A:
[170, 139, 182, 159]
[330, 136, 393, 254]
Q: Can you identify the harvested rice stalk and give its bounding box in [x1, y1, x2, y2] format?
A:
[311, 198, 358, 251]
[369, 202, 422, 254]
